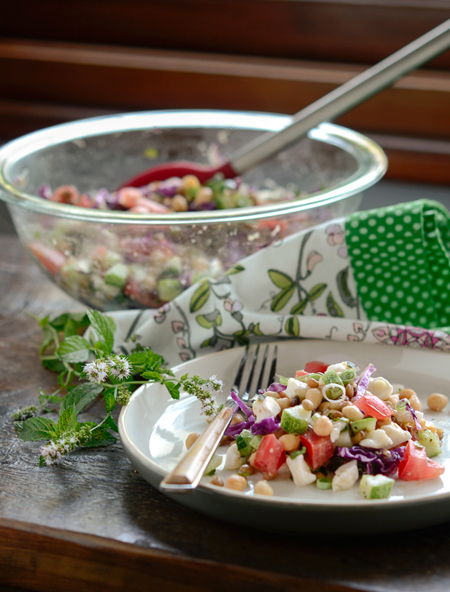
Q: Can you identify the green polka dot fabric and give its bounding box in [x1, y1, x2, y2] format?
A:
[345, 199, 450, 330]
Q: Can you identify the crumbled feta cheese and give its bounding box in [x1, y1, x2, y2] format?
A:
[285, 378, 309, 402]
[394, 406, 414, 425]
[224, 443, 244, 470]
[286, 454, 317, 487]
[380, 423, 411, 448]
[327, 362, 350, 374]
[330, 420, 348, 443]
[333, 429, 352, 448]
[368, 377, 393, 400]
[253, 396, 281, 422]
[332, 460, 359, 492]
[359, 429, 394, 449]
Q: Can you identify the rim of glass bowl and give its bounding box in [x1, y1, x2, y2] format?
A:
[0, 110, 388, 225]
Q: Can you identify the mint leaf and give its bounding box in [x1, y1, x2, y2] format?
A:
[103, 390, 116, 412]
[142, 371, 163, 381]
[15, 416, 58, 441]
[60, 383, 103, 415]
[57, 335, 91, 363]
[129, 349, 166, 374]
[104, 415, 119, 433]
[164, 380, 181, 400]
[56, 405, 78, 436]
[82, 426, 116, 448]
[87, 310, 115, 354]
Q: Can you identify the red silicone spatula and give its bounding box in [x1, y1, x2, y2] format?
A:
[121, 19, 450, 189]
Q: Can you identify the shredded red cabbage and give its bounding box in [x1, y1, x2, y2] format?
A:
[224, 416, 255, 439]
[335, 445, 405, 477]
[353, 364, 375, 402]
[229, 390, 254, 419]
[250, 416, 281, 436]
[267, 382, 287, 393]
[404, 400, 422, 431]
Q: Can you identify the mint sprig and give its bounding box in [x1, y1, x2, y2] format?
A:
[14, 309, 223, 466]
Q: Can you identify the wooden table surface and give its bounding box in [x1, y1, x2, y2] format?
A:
[2, 233, 450, 592]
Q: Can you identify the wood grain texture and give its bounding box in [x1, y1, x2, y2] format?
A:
[2, 234, 450, 592]
[0, 40, 449, 139]
[1, 0, 450, 67]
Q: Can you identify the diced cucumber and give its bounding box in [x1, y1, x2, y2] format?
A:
[164, 256, 183, 275]
[104, 263, 129, 287]
[360, 474, 394, 499]
[236, 429, 254, 458]
[280, 406, 310, 434]
[350, 417, 377, 434]
[418, 429, 442, 458]
[249, 435, 263, 450]
[204, 454, 222, 476]
[157, 278, 183, 301]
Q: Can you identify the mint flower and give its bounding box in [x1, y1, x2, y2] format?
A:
[84, 359, 109, 383]
[107, 355, 132, 380]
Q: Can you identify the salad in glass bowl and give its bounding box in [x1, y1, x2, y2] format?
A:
[0, 111, 387, 311]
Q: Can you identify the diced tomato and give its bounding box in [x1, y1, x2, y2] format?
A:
[257, 219, 288, 233]
[300, 428, 334, 471]
[124, 278, 167, 308]
[303, 361, 329, 374]
[398, 440, 445, 481]
[296, 371, 308, 377]
[29, 242, 67, 275]
[354, 394, 393, 420]
[253, 434, 286, 478]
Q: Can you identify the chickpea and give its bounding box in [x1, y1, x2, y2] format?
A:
[427, 393, 448, 412]
[408, 394, 422, 412]
[302, 399, 315, 411]
[185, 432, 200, 449]
[306, 388, 322, 410]
[342, 405, 364, 421]
[313, 415, 333, 437]
[254, 480, 274, 496]
[377, 417, 392, 427]
[248, 452, 257, 467]
[279, 433, 301, 452]
[225, 474, 247, 491]
[180, 175, 200, 193]
[352, 430, 366, 445]
[230, 412, 244, 426]
[399, 388, 416, 400]
[194, 186, 214, 205]
[171, 194, 189, 212]
[210, 475, 224, 487]
[277, 397, 291, 411]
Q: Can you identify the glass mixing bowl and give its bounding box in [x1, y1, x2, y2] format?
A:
[0, 110, 387, 310]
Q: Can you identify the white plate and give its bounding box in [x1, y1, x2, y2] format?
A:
[119, 339, 450, 533]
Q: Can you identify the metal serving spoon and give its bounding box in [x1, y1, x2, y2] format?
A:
[121, 19, 450, 188]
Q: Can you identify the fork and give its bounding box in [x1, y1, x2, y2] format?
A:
[159, 343, 277, 494]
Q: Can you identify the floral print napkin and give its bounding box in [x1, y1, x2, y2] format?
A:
[112, 199, 450, 367]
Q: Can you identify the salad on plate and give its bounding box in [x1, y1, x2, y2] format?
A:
[191, 360, 447, 500]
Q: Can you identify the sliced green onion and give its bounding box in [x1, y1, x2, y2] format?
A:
[290, 447, 306, 460]
[397, 400, 407, 412]
[316, 477, 333, 490]
[340, 369, 356, 383]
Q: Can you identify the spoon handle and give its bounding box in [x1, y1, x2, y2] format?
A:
[159, 405, 234, 494]
[230, 18, 450, 174]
